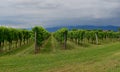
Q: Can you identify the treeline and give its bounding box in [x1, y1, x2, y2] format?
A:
[54, 28, 120, 49]
[0, 26, 32, 52]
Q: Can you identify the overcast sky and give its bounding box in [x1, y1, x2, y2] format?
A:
[0, 0, 120, 28]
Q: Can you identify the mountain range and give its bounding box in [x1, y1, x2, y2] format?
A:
[45, 25, 120, 32]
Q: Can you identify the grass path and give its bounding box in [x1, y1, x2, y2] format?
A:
[15, 43, 34, 56]
[0, 42, 120, 72]
[41, 34, 62, 53]
[40, 36, 53, 53]
[51, 34, 57, 52]
[0, 42, 34, 57]
[43, 42, 120, 72]
[15, 35, 54, 55]
[51, 34, 62, 52]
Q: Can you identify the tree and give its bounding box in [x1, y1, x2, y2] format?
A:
[32, 26, 50, 54]
[54, 28, 68, 49]
[0, 27, 5, 52]
[18, 30, 23, 46]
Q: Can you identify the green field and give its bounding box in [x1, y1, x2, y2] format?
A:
[0, 35, 120, 72]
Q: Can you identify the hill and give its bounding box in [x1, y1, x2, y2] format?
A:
[46, 25, 120, 32]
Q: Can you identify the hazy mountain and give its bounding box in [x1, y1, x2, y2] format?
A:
[46, 25, 120, 32]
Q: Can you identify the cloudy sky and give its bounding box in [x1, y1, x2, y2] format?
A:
[0, 0, 120, 28]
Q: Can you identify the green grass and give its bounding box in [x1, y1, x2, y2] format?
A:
[0, 36, 120, 72]
[0, 42, 34, 56]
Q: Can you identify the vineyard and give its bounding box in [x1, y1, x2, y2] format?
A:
[54, 28, 120, 49]
[0, 27, 32, 53]
[0, 26, 120, 72]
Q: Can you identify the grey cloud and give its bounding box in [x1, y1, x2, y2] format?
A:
[104, 0, 120, 2]
[0, 0, 120, 28]
[8, 0, 61, 9]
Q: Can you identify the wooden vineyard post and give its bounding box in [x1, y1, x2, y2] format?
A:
[64, 31, 67, 49]
[95, 33, 98, 45]
[35, 31, 37, 54]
